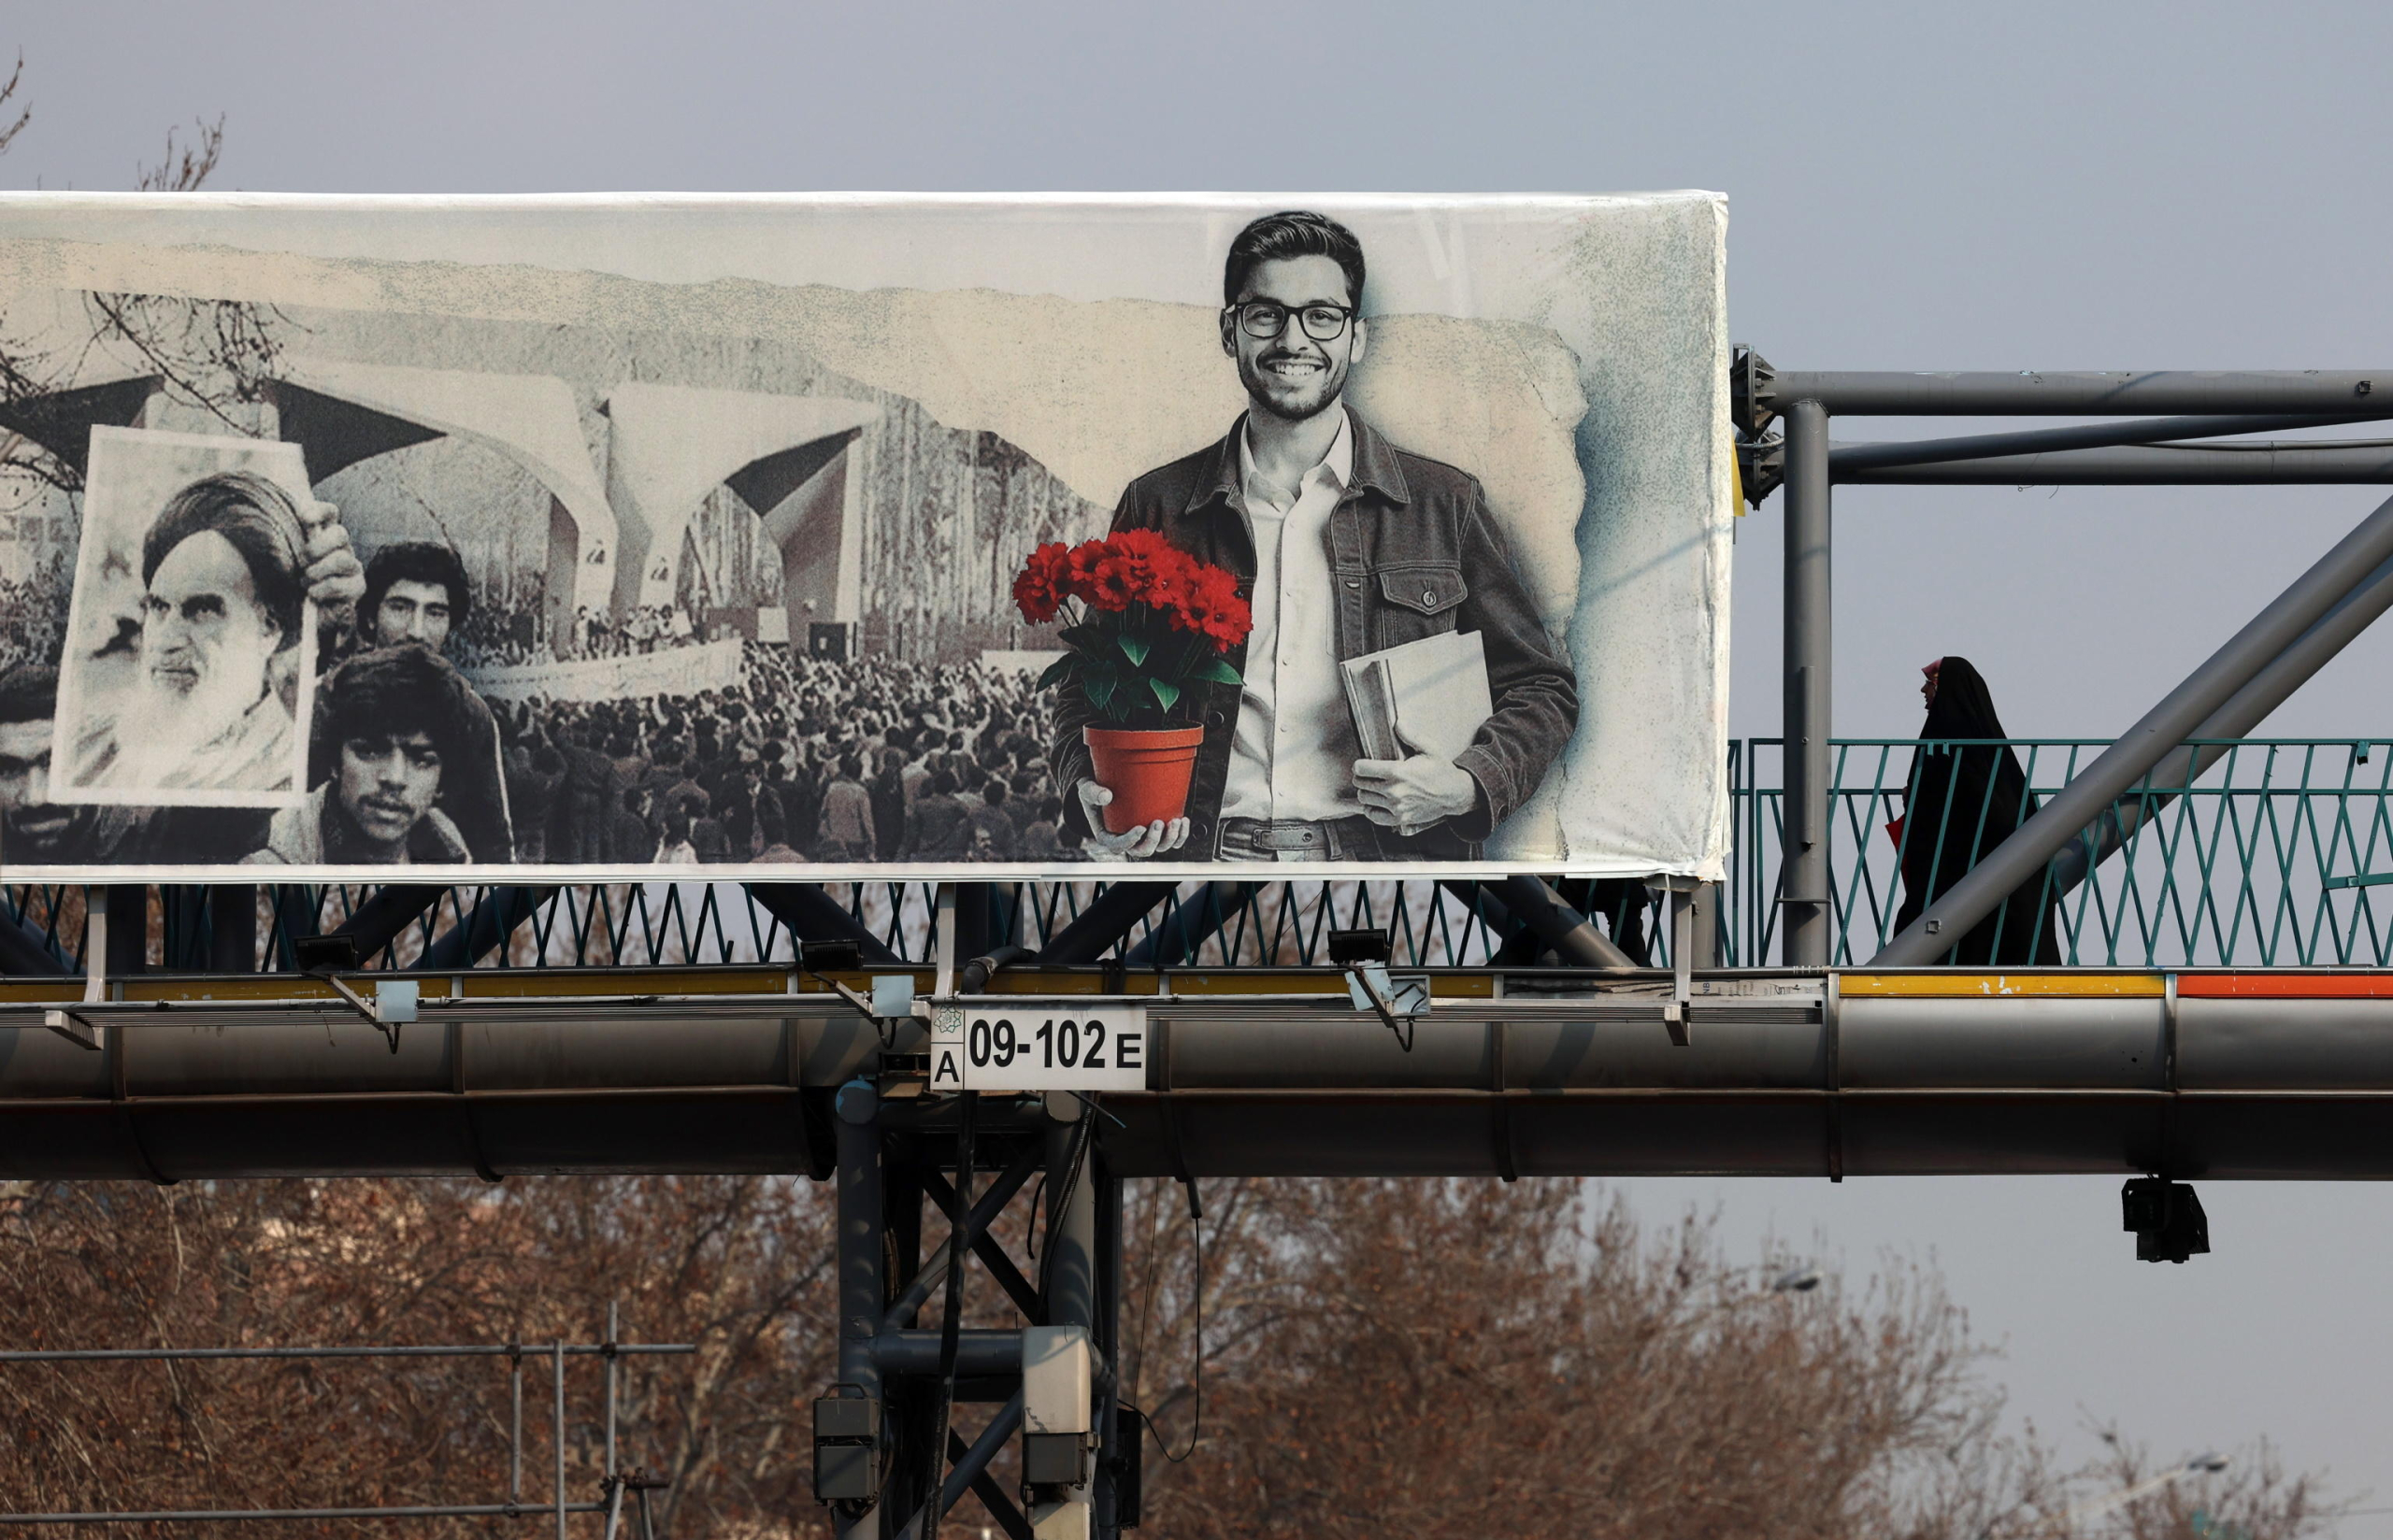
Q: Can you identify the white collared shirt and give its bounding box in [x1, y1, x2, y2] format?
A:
[1219, 408, 1365, 831]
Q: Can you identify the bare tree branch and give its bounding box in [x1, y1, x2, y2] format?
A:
[0, 53, 29, 161]
[135, 115, 223, 192]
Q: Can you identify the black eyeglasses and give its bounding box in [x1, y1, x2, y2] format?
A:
[1227, 300, 1357, 342]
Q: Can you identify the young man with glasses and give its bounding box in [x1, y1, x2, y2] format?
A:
[1049, 209, 1578, 863]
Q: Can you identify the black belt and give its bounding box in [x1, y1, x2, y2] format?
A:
[1218, 815, 1381, 860]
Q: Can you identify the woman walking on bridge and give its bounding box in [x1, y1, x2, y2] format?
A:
[1893, 656, 2066, 965]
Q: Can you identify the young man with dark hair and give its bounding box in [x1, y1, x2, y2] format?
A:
[360, 541, 472, 651]
[0, 665, 93, 863]
[1048, 209, 1578, 863]
[245, 648, 475, 865]
[351, 538, 515, 863]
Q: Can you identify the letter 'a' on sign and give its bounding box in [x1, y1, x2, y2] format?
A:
[930, 1004, 967, 1090]
[0, 191, 1729, 886]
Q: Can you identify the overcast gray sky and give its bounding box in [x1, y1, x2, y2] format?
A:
[9, 1, 2393, 1529]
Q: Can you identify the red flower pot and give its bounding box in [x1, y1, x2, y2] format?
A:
[1082, 724, 1207, 834]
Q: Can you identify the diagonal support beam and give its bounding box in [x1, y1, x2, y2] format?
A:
[327, 884, 449, 963]
[918, 1170, 1041, 1323]
[1125, 882, 1260, 968]
[888, 1392, 1023, 1540]
[1493, 876, 1636, 971]
[1034, 882, 1178, 965]
[947, 1426, 1034, 1540]
[743, 883, 901, 965]
[881, 1144, 1043, 1332]
[420, 887, 556, 970]
[2051, 547, 2393, 895]
[0, 911, 68, 976]
[1875, 486, 2393, 964]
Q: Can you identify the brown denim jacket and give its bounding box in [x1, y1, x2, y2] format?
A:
[1049, 412, 1578, 860]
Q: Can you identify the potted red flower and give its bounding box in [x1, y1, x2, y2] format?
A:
[1012, 529, 1252, 833]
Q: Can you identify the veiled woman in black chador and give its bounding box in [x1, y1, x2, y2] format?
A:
[1892, 656, 2065, 964]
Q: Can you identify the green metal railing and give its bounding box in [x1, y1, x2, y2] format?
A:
[10, 737, 2391, 974]
[1728, 737, 2393, 968]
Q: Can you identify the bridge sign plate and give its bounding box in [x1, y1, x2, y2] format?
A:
[931, 1000, 1150, 1092]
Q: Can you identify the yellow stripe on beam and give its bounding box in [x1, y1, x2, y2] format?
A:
[1840, 973, 2166, 998]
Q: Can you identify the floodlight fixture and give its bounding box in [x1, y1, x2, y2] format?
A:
[293, 934, 362, 974]
[1326, 929, 1391, 966]
[799, 939, 864, 975]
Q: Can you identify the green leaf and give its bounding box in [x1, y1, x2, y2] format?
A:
[1117, 633, 1150, 667]
[1148, 676, 1181, 714]
[1085, 674, 1116, 711]
[1189, 656, 1242, 686]
[1037, 656, 1075, 692]
[1059, 622, 1104, 653]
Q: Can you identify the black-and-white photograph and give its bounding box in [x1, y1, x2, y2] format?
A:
[51, 429, 319, 806]
[1039, 210, 1579, 866]
[0, 192, 1732, 878]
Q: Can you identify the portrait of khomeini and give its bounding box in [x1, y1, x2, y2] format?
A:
[65, 463, 312, 798]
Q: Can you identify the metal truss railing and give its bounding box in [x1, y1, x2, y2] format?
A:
[0, 875, 1658, 975]
[1730, 737, 2393, 968]
[14, 734, 2386, 977]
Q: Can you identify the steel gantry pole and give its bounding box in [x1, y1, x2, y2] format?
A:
[1766, 369, 2388, 417]
[1781, 399, 1832, 965]
[832, 1081, 885, 1539]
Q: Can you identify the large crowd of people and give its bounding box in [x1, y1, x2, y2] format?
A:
[493, 642, 1072, 865]
[0, 508, 1079, 867]
[572, 603, 698, 659]
[0, 558, 72, 675]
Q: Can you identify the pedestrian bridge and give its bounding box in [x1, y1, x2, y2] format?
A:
[6, 740, 2393, 1184]
[8, 734, 2389, 975]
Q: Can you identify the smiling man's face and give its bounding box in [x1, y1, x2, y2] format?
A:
[1224, 253, 1367, 424]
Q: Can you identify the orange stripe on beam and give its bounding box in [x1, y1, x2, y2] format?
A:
[1840, 974, 2166, 998]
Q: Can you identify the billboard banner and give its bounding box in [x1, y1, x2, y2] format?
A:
[0, 192, 1731, 880]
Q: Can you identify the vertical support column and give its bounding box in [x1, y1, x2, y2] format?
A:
[1043, 1099, 1096, 1330]
[834, 1080, 886, 1539]
[208, 886, 258, 974]
[270, 884, 320, 972]
[1091, 1164, 1128, 1540]
[1687, 880, 1721, 968]
[953, 882, 996, 967]
[1782, 399, 1833, 966]
[103, 884, 147, 977]
[879, 1161, 933, 1532]
[160, 887, 206, 971]
[1036, 1095, 1097, 1539]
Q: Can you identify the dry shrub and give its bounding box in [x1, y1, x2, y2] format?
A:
[0, 1176, 2339, 1539]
